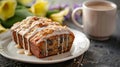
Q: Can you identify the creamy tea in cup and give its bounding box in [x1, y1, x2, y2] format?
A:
[72, 0, 117, 40]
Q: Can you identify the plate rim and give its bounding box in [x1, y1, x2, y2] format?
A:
[0, 28, 90, 64]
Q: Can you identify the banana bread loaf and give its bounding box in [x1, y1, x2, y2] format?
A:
[11, 16, 75, 58]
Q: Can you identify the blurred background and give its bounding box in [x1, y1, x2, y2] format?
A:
[47, 0, 120, 9]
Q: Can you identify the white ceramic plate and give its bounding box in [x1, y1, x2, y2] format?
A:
[0, 28, 90, 64]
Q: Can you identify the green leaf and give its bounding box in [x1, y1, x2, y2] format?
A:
[1, 7, 33, 28]
[46, 10, 60, 18]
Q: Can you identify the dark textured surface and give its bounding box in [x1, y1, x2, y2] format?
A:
[0, 0, 120, 67]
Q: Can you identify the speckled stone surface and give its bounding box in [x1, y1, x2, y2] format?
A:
[0, 0, 120, 67]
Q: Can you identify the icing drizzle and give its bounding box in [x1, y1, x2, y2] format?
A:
[62, 35, 64, 53]
[45, 39, 48, 56]
[57, 37, 60, 54]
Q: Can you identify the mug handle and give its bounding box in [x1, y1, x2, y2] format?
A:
[71, 7, 83, 30]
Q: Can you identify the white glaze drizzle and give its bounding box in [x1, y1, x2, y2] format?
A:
[57, 37, 60, 54]
[58, 37, 60, 47]
[62, 35, 64, 53]
[44, 39, 48, 56]
[22, 34, 26, 54]
[15, 44, 21, 49]
[16, 29, 22, 46]
[17, 49, 24, 54]
[26, 29, 37, 55]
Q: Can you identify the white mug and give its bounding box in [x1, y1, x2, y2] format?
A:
[71, 0, 117, 40]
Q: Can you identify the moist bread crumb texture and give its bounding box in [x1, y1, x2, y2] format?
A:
[11, 16, 75, 58]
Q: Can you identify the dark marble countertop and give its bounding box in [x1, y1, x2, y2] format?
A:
[0, 0, 120, 67]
